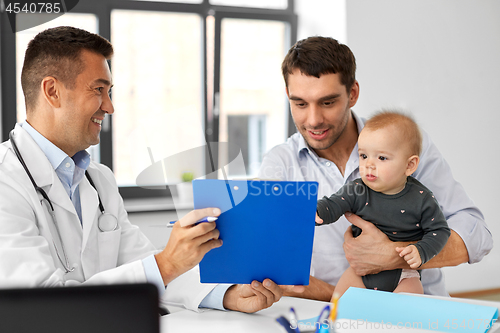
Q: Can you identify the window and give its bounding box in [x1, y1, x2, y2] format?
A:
[1, 0, 297, 203]
[111, 10, 204, 186]
[136, 0, 203, 3]
[210, 0, 287, 9]
[218, 18, 288, 177]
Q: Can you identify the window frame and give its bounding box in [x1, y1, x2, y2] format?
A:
[0, 0, 297, 202]
[210, 9, 297, 177]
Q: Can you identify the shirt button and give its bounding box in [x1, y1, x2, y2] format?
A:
[65, 162, 71, 168]
[326, 162, 331, 167]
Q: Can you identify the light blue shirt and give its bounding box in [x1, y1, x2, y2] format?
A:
[21, 122, 229, 310]
[258, 111, 492, 296]
[21, 122, 89, 222]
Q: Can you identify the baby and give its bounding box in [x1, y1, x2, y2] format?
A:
[316, 111, 450, 296]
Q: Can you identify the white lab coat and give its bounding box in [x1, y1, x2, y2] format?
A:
[0, 124, 215, 311]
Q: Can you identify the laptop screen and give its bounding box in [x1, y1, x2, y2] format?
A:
[0, 283, 159, 333]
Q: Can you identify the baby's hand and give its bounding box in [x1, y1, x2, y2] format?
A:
[315, 213, 323, 224]
[395, 245, 422, 269]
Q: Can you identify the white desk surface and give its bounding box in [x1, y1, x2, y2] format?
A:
[161, 294, 500, 333]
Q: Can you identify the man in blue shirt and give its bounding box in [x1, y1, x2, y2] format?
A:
[259, 36, 492, 300]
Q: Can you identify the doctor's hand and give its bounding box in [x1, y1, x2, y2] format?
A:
[155, 208, 222, 286]
[222, 279, 283, 313]
[343, 213, 408, 276]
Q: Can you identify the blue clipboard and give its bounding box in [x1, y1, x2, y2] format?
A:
[193, 179, 318, 285]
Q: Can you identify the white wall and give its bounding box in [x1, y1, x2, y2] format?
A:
[346, 0, 500, 294]
[293, 0, 499, 293]
[295, 0, 347, 43]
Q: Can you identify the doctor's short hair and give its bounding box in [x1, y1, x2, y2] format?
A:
[21, 26, 113, 112]
[363, 110, 423, 157]
[281, 36, 356, 92]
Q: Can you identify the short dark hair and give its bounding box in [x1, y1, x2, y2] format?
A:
[21, 26, 113, 111]
[281, 36, 356, 91]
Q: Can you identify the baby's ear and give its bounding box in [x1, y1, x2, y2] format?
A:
[405, 155, 420, 176]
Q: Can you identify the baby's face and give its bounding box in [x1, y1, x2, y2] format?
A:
[358, 126, 412, 195]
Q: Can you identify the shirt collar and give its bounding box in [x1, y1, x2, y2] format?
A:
[297, 132, 314, 159]
[21, 121, 90, 171]
[297, 134, 321, 163]
[295, 110, 366, 160]
[352, 110, 366, 134]
[73, 150, 91, 170]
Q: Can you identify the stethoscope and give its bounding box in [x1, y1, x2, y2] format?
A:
[9, 130, 118, 273]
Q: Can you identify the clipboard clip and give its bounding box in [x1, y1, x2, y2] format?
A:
[276, 305, 335, 333]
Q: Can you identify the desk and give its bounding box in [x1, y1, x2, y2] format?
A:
[162, 295, 500, 333]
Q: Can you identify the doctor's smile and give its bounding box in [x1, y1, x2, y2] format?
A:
[91, 117, 103, 126]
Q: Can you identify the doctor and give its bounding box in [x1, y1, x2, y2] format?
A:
[0, 26, 286, 313]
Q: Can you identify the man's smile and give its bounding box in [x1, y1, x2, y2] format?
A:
[91, 118, 103, 125]
[307, 128, 329, 140]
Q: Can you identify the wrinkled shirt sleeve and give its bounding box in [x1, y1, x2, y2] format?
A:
[413, 130, 492, 263]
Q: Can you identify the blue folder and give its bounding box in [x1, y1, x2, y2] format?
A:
[296, 288, 499, 333]
[337, 288, 499, 333]
[193, 179, 318, 285]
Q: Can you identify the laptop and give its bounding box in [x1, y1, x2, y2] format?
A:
[0, 283, 160, 333]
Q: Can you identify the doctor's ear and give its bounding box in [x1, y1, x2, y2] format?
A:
[41, 76, 62, 108]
